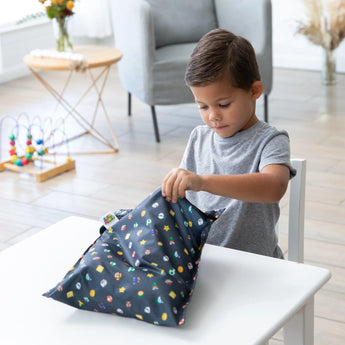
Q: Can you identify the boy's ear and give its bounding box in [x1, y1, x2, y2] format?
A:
[250, 81, 264, 100]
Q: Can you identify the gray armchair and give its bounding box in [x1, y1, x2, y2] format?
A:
[110, 0, 272, 142]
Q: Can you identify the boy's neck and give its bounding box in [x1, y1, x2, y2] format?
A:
[240, 114, 259, 132]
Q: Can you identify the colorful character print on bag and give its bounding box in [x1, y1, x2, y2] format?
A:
[43, 187, 223, 326]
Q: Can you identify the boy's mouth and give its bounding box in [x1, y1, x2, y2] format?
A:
[213, 125, 228, 130]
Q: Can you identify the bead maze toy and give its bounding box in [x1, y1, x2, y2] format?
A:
[0, 113, 75, 182]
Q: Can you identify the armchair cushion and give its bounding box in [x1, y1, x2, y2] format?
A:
[152, 43, 196, 104]
[147, 0, 217, 48]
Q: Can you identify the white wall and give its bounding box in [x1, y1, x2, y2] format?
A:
[272, 0, 345, 72]
[0, 19, 112, 84]
[0, 19, 54, 83]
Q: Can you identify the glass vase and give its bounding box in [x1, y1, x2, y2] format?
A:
[322, 48, 336, 85]
[54, 17, 73, 52]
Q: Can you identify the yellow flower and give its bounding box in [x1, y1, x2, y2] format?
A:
[66, 0, 74, 10]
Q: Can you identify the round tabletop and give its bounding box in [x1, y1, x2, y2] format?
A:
[23, 45, 123, 71]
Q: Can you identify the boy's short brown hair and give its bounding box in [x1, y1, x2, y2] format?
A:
[185, 28, 261, 90]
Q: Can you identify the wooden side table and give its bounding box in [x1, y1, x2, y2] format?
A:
[23, 46, 123, 153]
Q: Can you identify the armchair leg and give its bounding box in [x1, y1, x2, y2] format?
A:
[264, 94, 269, 123]
[128, 92, 132, 116]
[150, 106, 161, 143]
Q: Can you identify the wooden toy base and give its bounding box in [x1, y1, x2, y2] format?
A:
[0, 157, 75, 182]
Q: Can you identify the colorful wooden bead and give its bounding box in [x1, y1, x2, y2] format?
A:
[25, 146, 35, 153]
[25, 152, 33, 160]
[14, 158, 23, 166]
[21, 158, 29, 165]
[8, 131, 48, 167]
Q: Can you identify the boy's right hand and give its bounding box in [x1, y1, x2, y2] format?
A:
[162, 168, 203, 203]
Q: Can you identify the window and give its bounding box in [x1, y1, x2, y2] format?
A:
[0, 2, 43, 28]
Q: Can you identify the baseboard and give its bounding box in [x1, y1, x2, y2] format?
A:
[0, 65, 31, 84]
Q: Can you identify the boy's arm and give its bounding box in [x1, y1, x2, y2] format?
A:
[162, 164, 290, 204]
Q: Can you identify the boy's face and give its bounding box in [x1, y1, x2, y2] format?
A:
[190, 78, 262, 138]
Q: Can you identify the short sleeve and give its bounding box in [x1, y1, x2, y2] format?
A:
[259, 132, 296, 178]
[179, 127, 198, 171]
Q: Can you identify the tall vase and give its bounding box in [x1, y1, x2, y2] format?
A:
[54, 17, 73, 52]
[322, 48, 336, 85]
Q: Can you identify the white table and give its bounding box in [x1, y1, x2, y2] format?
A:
[0, 217, 330, 345]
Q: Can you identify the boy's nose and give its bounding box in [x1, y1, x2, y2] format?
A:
[209, 109, 221, 121]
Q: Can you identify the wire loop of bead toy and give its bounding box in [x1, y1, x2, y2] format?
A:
[0, 113, 75, 182]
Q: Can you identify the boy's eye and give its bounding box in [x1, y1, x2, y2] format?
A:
[219, 103, 230, 108]
[198, 105, 208, 110]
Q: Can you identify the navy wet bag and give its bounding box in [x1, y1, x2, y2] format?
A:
[43, 188, 222, 326]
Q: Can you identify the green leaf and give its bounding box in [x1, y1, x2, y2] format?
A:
[46, 6, 58, 19]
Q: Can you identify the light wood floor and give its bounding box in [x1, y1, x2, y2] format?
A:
[0, 66, 344, 344]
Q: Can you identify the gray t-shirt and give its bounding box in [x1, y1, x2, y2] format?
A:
[180, 121, 296, 258]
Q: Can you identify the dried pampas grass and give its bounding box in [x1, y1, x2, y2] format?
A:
[297, 0, 345, 50]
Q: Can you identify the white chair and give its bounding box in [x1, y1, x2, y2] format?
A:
[274, 158, 308, 345]
[287, 158, 307, 263]
[275, 158, 306, 263]
[283, 158, 307, 263]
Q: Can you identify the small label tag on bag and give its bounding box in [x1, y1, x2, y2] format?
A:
[101, 212, 119, 230]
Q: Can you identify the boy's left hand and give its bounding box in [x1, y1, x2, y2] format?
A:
[162, 168, 202, 203]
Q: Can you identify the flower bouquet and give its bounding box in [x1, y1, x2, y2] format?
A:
[39, 0, 75, 52]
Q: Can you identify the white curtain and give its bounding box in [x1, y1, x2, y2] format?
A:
[69, 0, 112, 38]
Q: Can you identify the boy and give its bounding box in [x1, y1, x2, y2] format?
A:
[162, 29, 295, 258]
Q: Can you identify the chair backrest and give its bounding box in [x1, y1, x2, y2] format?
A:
[286, 159, 307, 263]
[215, 0, 273, 96]
[145, 0, 217, 48]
